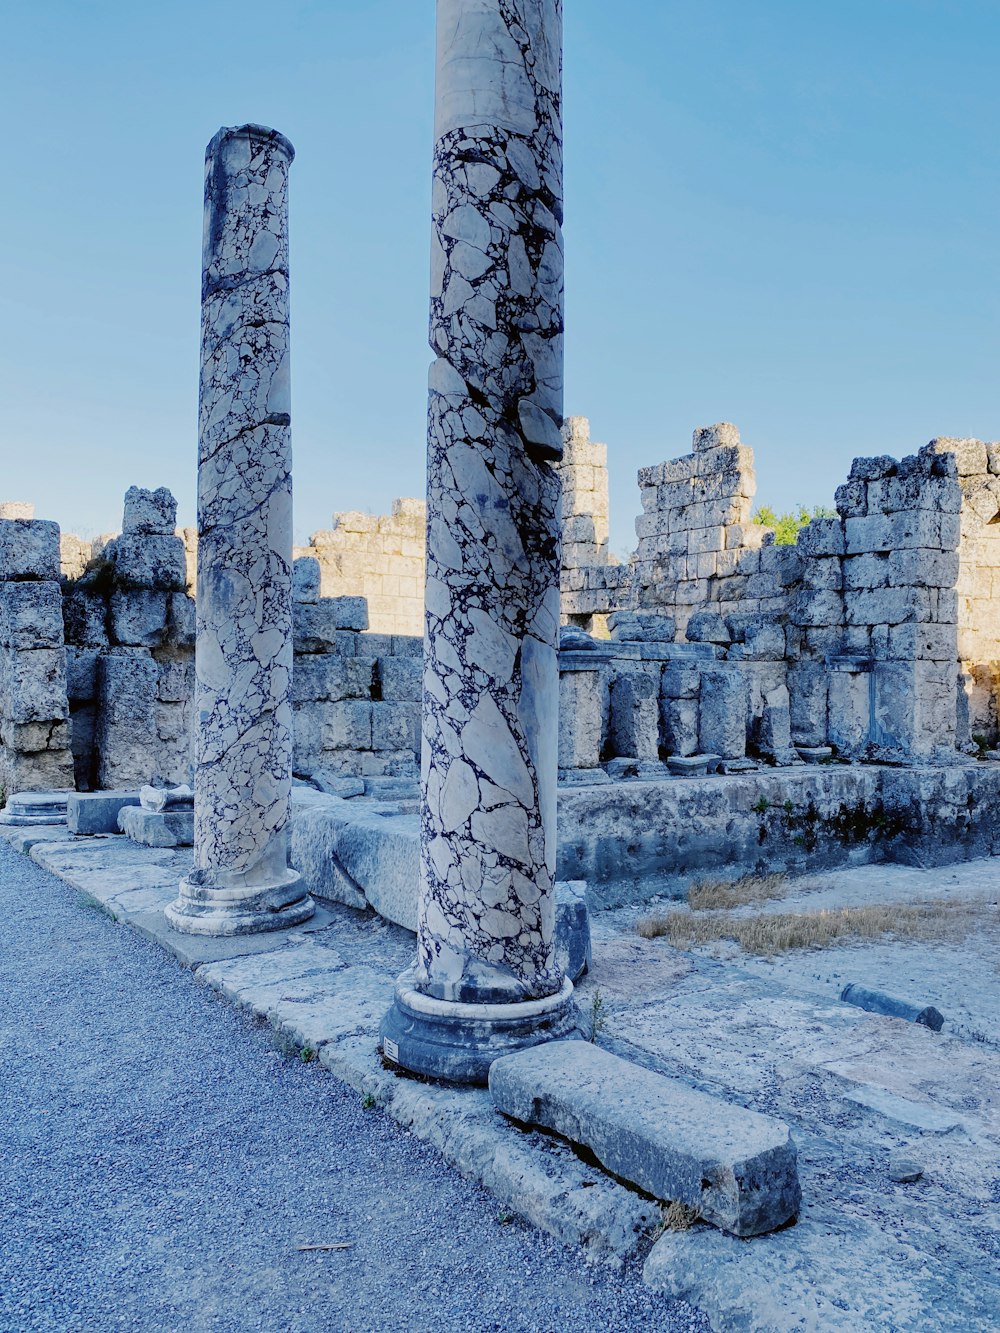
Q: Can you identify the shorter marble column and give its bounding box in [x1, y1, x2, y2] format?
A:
[166, 124, 313, 936]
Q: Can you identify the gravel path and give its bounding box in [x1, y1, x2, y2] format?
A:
[0, 841, 707, 1333]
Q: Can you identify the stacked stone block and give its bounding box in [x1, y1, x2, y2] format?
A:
[0, 516, 73, 796]
[291, 591, 421, 782]
[633, 423, 761, 635]
[297, 498, 426, 637]
[64, 487, 196, 790]
[555, 415, 622, 629]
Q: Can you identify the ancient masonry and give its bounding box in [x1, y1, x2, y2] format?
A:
[166, 123, 313, 934]
[379, 0, 576, 1082]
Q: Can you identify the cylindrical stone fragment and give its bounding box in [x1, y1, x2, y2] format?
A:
[166, 124, 313, 937]
[381, 0, 575, 1081]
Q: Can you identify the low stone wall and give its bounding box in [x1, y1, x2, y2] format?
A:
[557, 763, 1000, 905]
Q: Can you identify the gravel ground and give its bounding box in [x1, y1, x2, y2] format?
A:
[0, 841, 708, 1333]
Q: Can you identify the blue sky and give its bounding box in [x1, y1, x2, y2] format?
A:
[3, 1, 998, 555]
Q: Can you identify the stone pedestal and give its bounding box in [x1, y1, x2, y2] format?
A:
[166, 124, 313, 937]
[380, 0, 575, 1083]
[558, 644, 611, 784]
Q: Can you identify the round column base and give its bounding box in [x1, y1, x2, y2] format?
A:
[379, 976, 577, 1086]
[164, 868, 314, 937]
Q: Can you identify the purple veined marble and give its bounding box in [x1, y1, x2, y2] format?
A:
[381, 0, 576, 1082]
[166, 124, 314, 937]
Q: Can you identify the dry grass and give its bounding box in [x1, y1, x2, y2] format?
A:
[654, 1200, 702, 1234]
[636, 899, 991, 956]
[687, 872, 790, 911]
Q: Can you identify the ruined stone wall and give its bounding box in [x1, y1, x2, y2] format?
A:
[556, 417, 630, 630]
[295, 500, 426, 637]
[0, 508, 74, 798]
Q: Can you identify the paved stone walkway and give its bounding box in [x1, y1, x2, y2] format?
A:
[0, 840, 707, 1333]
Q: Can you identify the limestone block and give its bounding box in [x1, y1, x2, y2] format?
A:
[754, 686, 796, 763]
[725, 524, 771, 552]
[67, 790, 141, 836]
[291, 656, 356, 704]
[378, 656, 422, 702]
[849, 455, 898, 482]
[609, 672, 659, 760]
[843, 553, 890, 590]
[66, 647, 100, 703]
[827, 666, 871, 755]
[923, 436, 988, 477]
[95, 650, 159, 789]
[728, 620, 786, 661]
[796, 518, 845, 558]
[801, 557, 842, 592]
[697, 665, 748, 759]
[0, 502, 34, 520]
[118, 804, 193, 848]
[1, 718, 71, 756]
[157, 654, 193, 704]
[293, 557, 321, 603]
[323, 700, 373, 750]
[888, 549, 959, 589]
[844, 625, 874, 655]
[887, 623, 958, 662]
[788, 661, 828, 746]
[661, 665, 701, 700]
[845, 511, 958, 555]
[109, 590, 169, 647]
[558, 666, 606, 770]
[106, 533, 186, 590]
[0, 520, 61, 581]
[62, 589, 109, 649]
[294, 598, 369, 651]
[0, 582, 64, 650]
[122, 486, 177, 535]
[60, 534, 91, 581]
[489, 1041, 800, 1238]
[845, 587, 930, 627]
[688, 526, 726, 556]
[661, 696, 699, 757]
[791, 590, 844, 628]
[166, 593, 196, 648]
[685, 611, 730, 645]
[608, 611, 677, 643]
[371, 701, 419, 752]
[155, 701, 188, 742]
[835, 480, 867, 518]
[801, 627, 844, 657]
[2, 649, 69, 723]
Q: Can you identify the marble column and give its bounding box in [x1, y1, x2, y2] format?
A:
[166, 124, 314, 937]
[381, 0, 575, 1082]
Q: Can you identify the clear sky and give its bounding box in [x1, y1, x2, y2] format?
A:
[3, 1, 998, 556]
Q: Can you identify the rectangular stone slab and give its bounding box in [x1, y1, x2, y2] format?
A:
[488, 1040, 801, 1237]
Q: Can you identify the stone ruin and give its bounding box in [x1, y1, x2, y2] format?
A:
[4, 420, 1000, 805]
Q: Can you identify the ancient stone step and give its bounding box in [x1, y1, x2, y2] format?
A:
[489, 1040, 801, 1237]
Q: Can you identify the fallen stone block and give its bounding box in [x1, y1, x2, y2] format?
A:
[67, 790, 141, 835]
[666, 754, 717, 777]
[489, 1041, 801, 1237]
[118, 804, 193, 848]
[555, 881, 591, 983]
[840, 983, 944, 1031]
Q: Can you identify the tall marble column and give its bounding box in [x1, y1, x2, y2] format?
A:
[381, 0, 575, 1082]
[166, 124, 314, 937]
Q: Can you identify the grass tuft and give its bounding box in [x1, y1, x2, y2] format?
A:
[687, 872, 790, 911]
[637, 899, 991, 956]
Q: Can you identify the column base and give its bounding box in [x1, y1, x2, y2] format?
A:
[164, 868, 314, 937]
[380, 975, 577, 1086]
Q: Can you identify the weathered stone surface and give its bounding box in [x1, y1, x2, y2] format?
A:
[109, 590, 169, 647]
[122, 486, 177, 535]
[609, 671, 659, 760]
[292, 556, 321, 604]
[0, 520, 61, 581]
[0, 790, 69, 826]
[553, 880, 590, 982]
[840, 982, 944, 1031]
[699, 665, 748, 759]
[489, 1041, 801, 1236]
[293, 599, 369, 651]
[67, 790, 141, 835]
[0, 582, 64, 650]
[119, 804, 194, 848]
[95, 651, 159, 789]
[106, 533, 186, 590]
